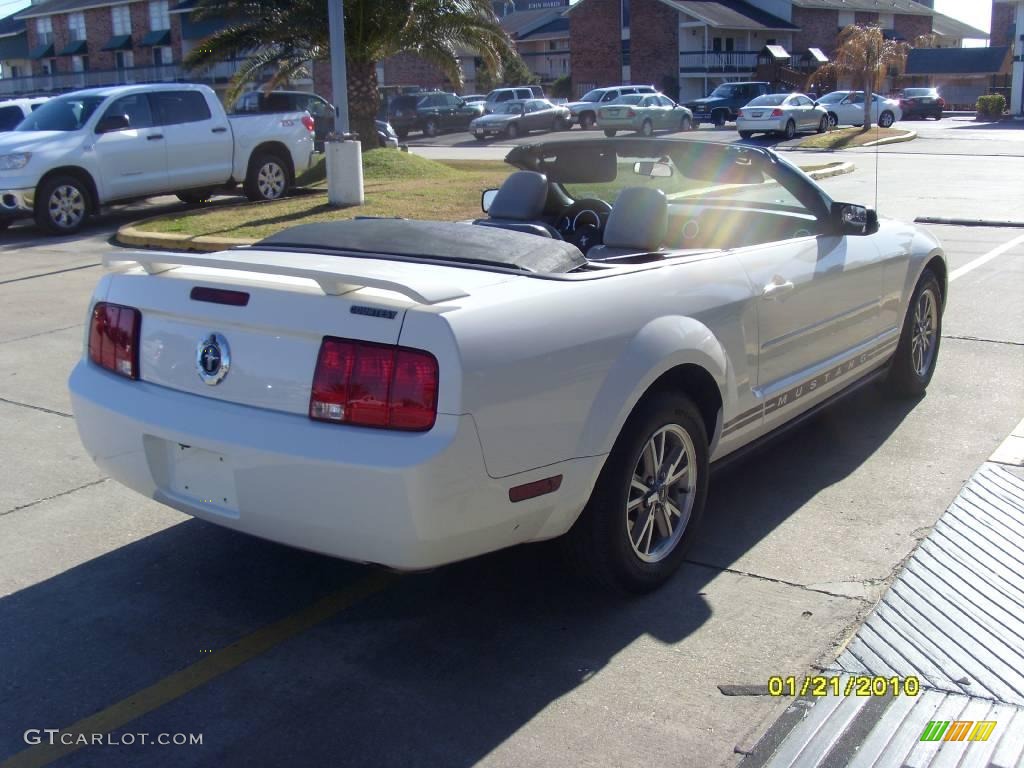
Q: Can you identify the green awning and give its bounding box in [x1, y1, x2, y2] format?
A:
[101, 34, 132, 51]
[58, 39, 88, 56]
[139, 29, 171, 46]
[28, 43, 54, 59]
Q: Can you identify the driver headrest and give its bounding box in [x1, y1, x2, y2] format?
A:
[488, 171, 549, 221]
[603, 187, 668, 251]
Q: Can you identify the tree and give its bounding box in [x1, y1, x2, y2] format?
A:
[185, 0, 515, 146]
[475, 50, 538, 92]
[811, 24, 910, 130]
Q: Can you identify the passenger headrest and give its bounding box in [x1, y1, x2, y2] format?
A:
[603, 187, 668, 251]
[488, 171, 549, 221]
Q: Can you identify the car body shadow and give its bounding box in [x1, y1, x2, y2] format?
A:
[0, 382, 917, 766]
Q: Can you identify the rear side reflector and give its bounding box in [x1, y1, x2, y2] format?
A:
[89, 302, 141, 379]
[190, 286, 249, 306]
[309, 337, 438, 431]
[509, 475, 563, 503]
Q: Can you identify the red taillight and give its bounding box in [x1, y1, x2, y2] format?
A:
[309, 338, 438, 431]
[937, 98, 945, 108]
[626, 108, 636, 117]
[88, 302, 141, 380]
[301, 114, 315, 132]
[771, 108, 784, 117]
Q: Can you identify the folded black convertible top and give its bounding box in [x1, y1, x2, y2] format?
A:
[257, 219, 586, 274]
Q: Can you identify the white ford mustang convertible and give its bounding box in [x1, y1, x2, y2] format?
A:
[69, 139, 946, 593]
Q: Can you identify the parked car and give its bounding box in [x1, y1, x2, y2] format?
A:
[597, 93, 693, 136]
[683, 81, 771, 127]
[0, 83, 315, 234]
[69, 137, 946, 594]
[231, 89, 336, 150]
[0, 97, 48, 131]
[896, 87, 944, 120]
[469, 98, 571, 140]
[483, 86, 546, 113]
[387, 91, 483, 139]
[461, 94, 487, 104]
[736, 93, 829, 139]
[376, 120, 399, 149]
[565, 85, 658, 130]
[815, 90, 901, 128]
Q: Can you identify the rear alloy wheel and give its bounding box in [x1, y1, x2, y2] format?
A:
[817, 115, 828, 133]
[783, 120, 796, 140]
[603, 128, 617, 138]
[506, 122, 519, 139]
[580, 112, 596, 130]
[244, 152, 289, 202]
[885, 269, 943, 398]
[563, 392, 709, 593]
[679, 116, 692, 132]
[35, 175, 89, 235]
[423, 118, 439, 137]
[640, 119, 654, 137]
[878, 110, 895, 128]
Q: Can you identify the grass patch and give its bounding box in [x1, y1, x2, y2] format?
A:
[797, 127, 912, 150]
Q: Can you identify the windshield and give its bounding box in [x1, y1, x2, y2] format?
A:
[609, 95, 644, 105]
[817, 92, 846, 103]
[579, 90, 605, 103]
[747, 94, 787, 106]
[16, 95, 106, 132]
[492, 102, 524, 115]
[709, 85, 739, 98]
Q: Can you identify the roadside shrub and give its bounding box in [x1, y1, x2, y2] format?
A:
[975, 94, 1006, 121]
[551, 74, 572, 100]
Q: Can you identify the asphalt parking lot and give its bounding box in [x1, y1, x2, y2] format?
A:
[1, 121, 1022, 768]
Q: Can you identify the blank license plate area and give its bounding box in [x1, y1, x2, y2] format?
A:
[169, 444, 237, 512]
[752, 111, 763, 118]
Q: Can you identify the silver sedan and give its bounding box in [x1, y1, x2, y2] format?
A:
[735, 93, 829, 140]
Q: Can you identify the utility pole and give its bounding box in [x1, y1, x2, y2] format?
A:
[325, 0, 363, 205]
[327, 0, 350, 133]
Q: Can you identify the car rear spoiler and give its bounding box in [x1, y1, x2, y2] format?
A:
[103, 249, 470, 305]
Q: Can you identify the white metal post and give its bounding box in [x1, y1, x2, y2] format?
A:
[327, 0, 350, 133]
[325, 0, 363, 206]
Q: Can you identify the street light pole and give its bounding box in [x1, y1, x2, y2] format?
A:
[327, 0, 350, 133]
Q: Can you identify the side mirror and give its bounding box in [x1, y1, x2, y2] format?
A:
[832, 202, 876, 235]
[481, 189, 498, 213]
[96, 114, 130, 133]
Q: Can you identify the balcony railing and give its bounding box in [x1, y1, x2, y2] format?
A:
[679, 50, 760, 73]
[0, 60, 247, 97]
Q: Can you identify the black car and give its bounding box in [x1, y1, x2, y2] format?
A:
[683, 81, 771, 127]
[387, 91, 484, 139]
[232, 90, 336, 149]
[897, 88, 944, 120]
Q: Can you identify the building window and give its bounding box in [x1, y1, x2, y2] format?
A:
[112, 5, 132, 36]
[149, 0, 170, 31]
[621, 0, 630, 30]
[41, 58, 57, 75]
[35, 17, 54, 46]
[879, 13, 894, 29]
[115, 50, 134, 70]
[621, 38, 630, 66]
[71, 54, 88, 72]
[712, 37, 722, 52]
[67, 12, 86, 41]
[725, 38, 734, 52]
[152, 45, 172, 65]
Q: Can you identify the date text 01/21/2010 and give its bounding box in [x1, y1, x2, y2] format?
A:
[768, 675, 921, 697]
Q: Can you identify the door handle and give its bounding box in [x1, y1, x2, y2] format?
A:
[763, 279, 795, 299]
[147, 133, 164, 140]
[211, 126, 227, 133]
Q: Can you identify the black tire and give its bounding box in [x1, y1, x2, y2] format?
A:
[176, 189, 216, 205]
[395, 127, 409, 141]
[639, 119, 654, 137]
[423, 118, 439, 138]
[506, 122, 519, 139]
[885, 269, 943, 398]
[817, 115, 828, 133]
[473, 134, 487, 141]
[827, 111, 838, 128]
[878, 110, 895, 128]
[562, 392, 710, 594]
[603, 128, 617, 138]
[580, 112, 596, 130]
[243, 151, 290, 202]
[713, 110, 726, 128]
[738, 130, 753, 139]
[34, 174, 90, 235]
[679, 116, 692, 132]
[783, 120, 796, 140]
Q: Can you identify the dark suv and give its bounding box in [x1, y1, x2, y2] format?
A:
[683, 81, 771, 127]
[388, 91, 484, 139]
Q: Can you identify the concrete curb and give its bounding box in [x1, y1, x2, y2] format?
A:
[859, 130, 916, 147]
[116, 162, 857, 253]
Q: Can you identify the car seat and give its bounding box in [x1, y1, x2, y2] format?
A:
[472, 171, 560, 239]
[585, 187, 668, 260]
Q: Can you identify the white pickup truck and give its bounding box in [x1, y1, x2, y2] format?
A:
[0, 83, 315, 234]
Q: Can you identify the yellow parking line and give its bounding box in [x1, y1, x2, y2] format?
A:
[1, 571, 396, 768]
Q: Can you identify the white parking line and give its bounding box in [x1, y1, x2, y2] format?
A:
[949, 232, 1024, 283]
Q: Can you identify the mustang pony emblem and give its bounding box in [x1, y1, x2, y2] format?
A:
[196, 333, 230, 385]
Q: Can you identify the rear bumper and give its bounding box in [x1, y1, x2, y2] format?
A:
[69, 361, 589, 569]
[735, 116, 785, 133]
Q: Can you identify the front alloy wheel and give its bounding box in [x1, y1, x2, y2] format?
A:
[35, 175, 89, 234]
[878, 111, 895, 128]
[885, 269, 943, 398]
[783, 120, 796, 140]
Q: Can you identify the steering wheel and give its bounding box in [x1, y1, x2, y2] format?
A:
[556, 198, 612, 254]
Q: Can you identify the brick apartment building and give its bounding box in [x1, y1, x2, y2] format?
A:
[567, 0, 987, 102]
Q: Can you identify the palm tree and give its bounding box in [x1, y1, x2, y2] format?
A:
[811, 25, 910, 130]
[185, 0, 514, 145]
